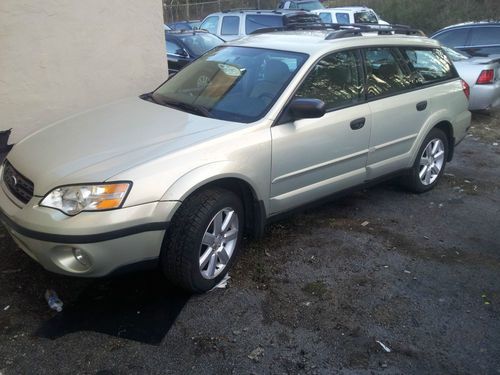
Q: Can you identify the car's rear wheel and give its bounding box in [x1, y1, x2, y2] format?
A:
[161, 187, 243, 293]
[402, 128, 448, 193]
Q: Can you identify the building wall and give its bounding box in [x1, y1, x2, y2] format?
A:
[0, 1, 167, 143]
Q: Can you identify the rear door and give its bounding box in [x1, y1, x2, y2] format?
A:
[365, 47, 458, 179]
[467, 26, 500, 56]
[270, 49, 371, 213]
[363, 46, 430, 179]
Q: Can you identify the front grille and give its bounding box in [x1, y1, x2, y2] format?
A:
[2, 160, 34, 204]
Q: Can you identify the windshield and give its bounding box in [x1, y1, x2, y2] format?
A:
[442, 46, 470, 61]
[354, 10, 378, 24]
[152, 46, 308, 123]
[179, 33, 223, 56]
[296, 0, 324, 10]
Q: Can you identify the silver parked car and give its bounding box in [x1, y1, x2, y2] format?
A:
[0, 31, 471, 292]
[443, 46, 500, 110]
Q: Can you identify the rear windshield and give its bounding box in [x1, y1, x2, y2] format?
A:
[294, 0, 324, 10]
[152, 46, 309, 123]
[178, 33, 223, 56]
[354, 10, 378, 24]
[245, 15, 283, 34]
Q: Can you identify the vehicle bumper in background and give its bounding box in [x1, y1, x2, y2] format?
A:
[469, 81, 500, 110]
[0, 182, 180, 277]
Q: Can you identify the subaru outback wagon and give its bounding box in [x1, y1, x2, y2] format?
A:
[0, 30, 471, 292]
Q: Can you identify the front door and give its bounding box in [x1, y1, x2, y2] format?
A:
[270, 49, 371, 214]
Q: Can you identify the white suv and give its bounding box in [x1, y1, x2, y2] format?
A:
[0, 29, 471, 292]
[199, 9, 321, 41]
[312, 6, 389, 26]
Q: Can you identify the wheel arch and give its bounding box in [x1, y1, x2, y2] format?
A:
[433, 120, 455, 161]
[163, 166, 267, 239]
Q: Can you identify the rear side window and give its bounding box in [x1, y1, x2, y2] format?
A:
[295, 50, 363, 110]
[364, 47, 414, 97]
[221, 16, 240, 35]
[335, 13, 350, 24]
[200, 16, 219, 34]
[354, 10, 378, 24]
[433, 28, 469, 47]
[319, 12, 332, 23]
[400, 48, 456, 84]
[469, 27, 500, 45]
[245, 15, 283, 34]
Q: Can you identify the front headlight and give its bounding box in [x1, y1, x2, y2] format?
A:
[40, 182, 131, 216]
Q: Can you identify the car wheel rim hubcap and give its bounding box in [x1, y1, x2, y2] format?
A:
[199, 207, 239, 280]
[419, 138, 444, 186]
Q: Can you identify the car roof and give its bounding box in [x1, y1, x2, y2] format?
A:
[208, 9, 309, 16]
[227, 31, 440, 55]
[325, 6, 374, 12]
[437, 21, 500, 31]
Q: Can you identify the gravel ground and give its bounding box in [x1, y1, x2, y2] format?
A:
[0, 111, 499, 374]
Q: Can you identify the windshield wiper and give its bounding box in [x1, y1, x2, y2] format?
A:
[139, 92, 160, 104]
[159, 98, 214, 118]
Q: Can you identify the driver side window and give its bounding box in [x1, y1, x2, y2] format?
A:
[200, 16, 219, 34]
[295, 50, 363, 110]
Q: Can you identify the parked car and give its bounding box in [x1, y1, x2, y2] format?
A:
[0, 29, 470, 293]
[199, 9, 322, 41]
[167, 20, 202, 30]
[277, 0, 324, 11]
[431, 21, 500, 57]
[442, 46, 500, 110]
[311, 6, 389, 26]
[165, 30, 224, 74]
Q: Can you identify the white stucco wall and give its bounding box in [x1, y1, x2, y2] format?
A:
[0, 1, 167, 143]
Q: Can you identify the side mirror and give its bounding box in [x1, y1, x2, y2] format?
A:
[288, 98, 326, 120]
[175, 48, 188, 57]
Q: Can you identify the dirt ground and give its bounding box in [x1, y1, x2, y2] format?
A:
[0, 111, 499, 374]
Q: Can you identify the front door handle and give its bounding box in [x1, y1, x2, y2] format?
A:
[416, 100, 427, 111]
[350, 117, 365, 130]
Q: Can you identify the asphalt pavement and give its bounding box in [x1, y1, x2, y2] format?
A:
[0, 111, 499, 374]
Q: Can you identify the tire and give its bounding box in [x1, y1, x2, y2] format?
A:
[161, 187, 244, 293]
[402, 128, 448, 193]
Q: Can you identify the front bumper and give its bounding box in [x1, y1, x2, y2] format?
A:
[0, 179, 180, 277]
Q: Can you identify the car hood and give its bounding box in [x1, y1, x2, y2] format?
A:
[7, 97, 244, 196]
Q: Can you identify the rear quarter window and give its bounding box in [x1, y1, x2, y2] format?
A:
[469, 27, 500, 45]
[400, 47, 457, 85]
[245, 15, 283, 34]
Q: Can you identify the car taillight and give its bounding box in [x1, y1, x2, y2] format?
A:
[461, 79, 470, 100]
[476, 69, 495, 84]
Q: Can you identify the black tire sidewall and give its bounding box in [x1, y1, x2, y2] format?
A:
[163, 188, 244, 293]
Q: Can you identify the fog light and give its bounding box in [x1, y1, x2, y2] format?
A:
[73, 248, 91, 267]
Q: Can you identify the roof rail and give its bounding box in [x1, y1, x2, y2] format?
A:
[222, 8, 261, 13]
[248, 21, 426, 37]
[324, 29, 363, 39]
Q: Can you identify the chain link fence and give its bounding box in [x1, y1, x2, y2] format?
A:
[163, 0, 276, 23]
[164, 0, 500, 34]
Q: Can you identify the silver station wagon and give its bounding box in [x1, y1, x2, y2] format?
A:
[0, 30, 471, 292]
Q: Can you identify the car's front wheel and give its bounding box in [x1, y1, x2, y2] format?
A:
[402, 128, 448, 193]
[161, 187, 243, 293]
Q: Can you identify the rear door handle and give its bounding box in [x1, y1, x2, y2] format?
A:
[350, 117, 365, 130]
[416, 100, 427, 111]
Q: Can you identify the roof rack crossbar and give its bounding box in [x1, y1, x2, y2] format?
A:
[325, 29, 363, 39]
